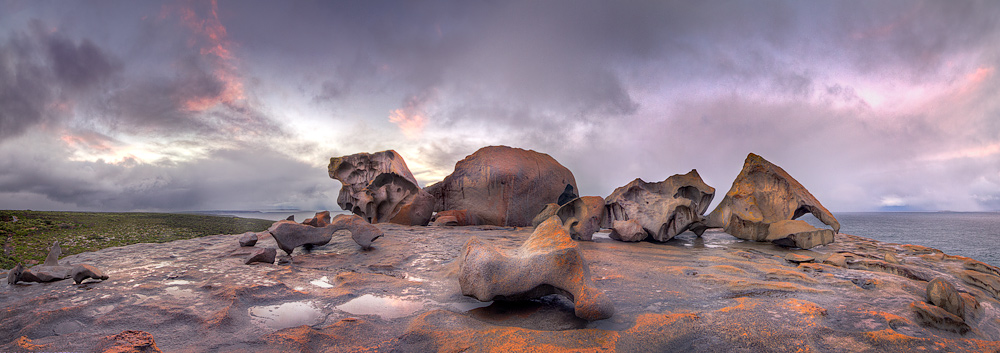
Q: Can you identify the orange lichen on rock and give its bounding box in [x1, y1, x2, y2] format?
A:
[403, 310, 618, 352]
[14, 336, 47, 351]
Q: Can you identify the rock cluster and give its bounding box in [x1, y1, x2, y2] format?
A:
[266, 212, 383, 255]
[328, 151, 434, 225]
[458, 216, 614, 321]
[7, 241, 108, 285]
[425, 146, 578, 227]
[603, 170, 715, 242]
[699, 153, 840, 249]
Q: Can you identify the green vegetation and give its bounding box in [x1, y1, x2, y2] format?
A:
[0, 210, 273, 269]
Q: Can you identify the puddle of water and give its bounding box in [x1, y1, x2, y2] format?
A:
[403, 273, 426, 282]
[165, 280, 191, 285]
[165, 286, 198, 300]
[249, 301, 325, 330]
[310, 276, 334, 288]
[336, 294, 427, 319]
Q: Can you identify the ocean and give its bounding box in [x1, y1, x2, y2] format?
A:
[806, 212, 1000, 267]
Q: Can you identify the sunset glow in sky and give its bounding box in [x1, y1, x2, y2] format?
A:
[1, 1, 998, 212]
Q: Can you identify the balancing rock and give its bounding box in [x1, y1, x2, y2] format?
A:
[425, 146, 578, 227]
[603, 169, 715, 242]
[701, 153, 839, 248]
[238, 232, 258, 247]
[245, 247, 277, 265]
[328, 150, 434, 225]
[458, 216, 614, 321]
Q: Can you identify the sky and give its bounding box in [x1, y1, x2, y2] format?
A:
[1, 0, 999, 213]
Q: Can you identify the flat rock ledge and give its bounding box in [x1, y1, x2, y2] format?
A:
[2, 225, 1000, 352]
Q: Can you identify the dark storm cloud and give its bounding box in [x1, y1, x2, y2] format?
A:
[0, 20, 120, 139]
[2, 0, 999, 212]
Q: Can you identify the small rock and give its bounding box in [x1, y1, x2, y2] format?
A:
[927, 278, 965, 319]
[245, 248, 277, 265]
[823, 253, 851, 268]
[609, 219, 646, 242]
[238, 232, 258, 247]
[784, 253, 815, 264]
[72, 264, 109, 284]
[286, 215, 295, 221]
[884, 252, 901, 264]
[95, 330, 162, 353]
[7, 263, 24, 285]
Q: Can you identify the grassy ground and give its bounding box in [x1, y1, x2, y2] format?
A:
[0, 210, 274, 269]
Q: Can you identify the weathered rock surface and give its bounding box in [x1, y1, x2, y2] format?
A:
[2, 226, 999, 352]
[784, 253, 815, 263]
[459, 216, 614, 320]
[429, 210, 480, 227]
[71, 264, 108, 284]
[238, 232, 258, 247]
[267, 214, 383, 254]
[766, 220, 836, 249]
[603, 169, 715, 242]
[95, 330, 162, 353]
[328, 150, 434, 225]
[424, 146, 578, 227]
[245, 247, 277, 265]
[302, 211, 331, 227]
[555, 196, 605, 241]
[702, 153, 840, 247]
[530, 203, 560, 227]
[609, 219, 645, 242]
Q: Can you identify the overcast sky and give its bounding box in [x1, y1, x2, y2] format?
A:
[1, 0, 998, 212]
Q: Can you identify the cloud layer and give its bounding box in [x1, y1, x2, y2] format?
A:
[1, 0, 998, 212]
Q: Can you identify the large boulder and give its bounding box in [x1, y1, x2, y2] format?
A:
[328, 150, 434, 225]
[700, 153, 840, 248]
[267, 213, 384, 255]
[603, 170, 715, 242]
[458, 216, 614, 321]
[424, 146, 577, 227]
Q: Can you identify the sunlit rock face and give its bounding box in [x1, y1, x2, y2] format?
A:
[603, 170, 715, 242]
[701, 153, 840, 248]
[328, 150, 434, 226]
[458, 216, 614, 321]
[424, 146, 578, 227]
